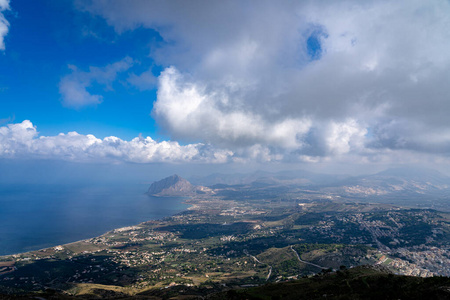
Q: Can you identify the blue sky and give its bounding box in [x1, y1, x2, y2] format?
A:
[2, 0, 450, 174]
[1, 0, 163, 140]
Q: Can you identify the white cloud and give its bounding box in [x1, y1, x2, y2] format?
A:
[154, 66, 369, 160]
[127, 69, 157, 91]
[0, 0, 10, 51]
[3, 120, 450, 167]
[0, 120, 233, 163]
[59, 57, 133, 109]
[154, 67, 312, 150]
[77, 0, 450, 164]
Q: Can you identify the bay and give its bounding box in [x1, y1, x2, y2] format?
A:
[0, 184, 189, 256]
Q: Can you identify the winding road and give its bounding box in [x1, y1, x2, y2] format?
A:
[244, 249, 273, 281]
[290, 245, 326, 270]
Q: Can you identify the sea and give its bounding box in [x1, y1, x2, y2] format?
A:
[0, 184, 189, 256]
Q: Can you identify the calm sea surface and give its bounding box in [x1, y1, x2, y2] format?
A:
[0, 184, 189, 256]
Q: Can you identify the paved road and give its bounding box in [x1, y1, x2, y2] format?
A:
[244, 249, 273, 281]
[290, 245, 325, 270]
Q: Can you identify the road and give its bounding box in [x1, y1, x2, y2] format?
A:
[244, 249, 273, 281]
[290, 245, 325, 270]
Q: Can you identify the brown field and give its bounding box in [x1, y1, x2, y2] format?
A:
[0, 261, 14, 267]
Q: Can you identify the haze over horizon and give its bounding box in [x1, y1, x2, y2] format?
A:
[2, 0, 450, 180]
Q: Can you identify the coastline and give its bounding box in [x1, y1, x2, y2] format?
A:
[0, 195, 193, 259]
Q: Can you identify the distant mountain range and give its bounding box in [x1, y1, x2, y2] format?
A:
[191, 167, 448, 186]
[328, 167, 450, 199]
[188, 167, 450, 201]
[188, 169, 347, 187]
[149, 167, 450, 208]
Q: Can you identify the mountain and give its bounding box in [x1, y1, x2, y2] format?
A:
[375, 167, 450, 185]
[147, 174, 212, 197]
[328, 167, 450, 199]
[189, 169, 347, 187]
[147, 174, 196, 196]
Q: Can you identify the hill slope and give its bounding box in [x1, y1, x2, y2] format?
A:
[147, 174, 197, 196]
[3, 266, 448, 299]
[211, 265, 450, 300]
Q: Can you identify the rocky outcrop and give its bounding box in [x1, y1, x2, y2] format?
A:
[147, 174, 198, 197]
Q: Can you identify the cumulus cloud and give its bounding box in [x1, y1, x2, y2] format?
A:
[59, 57, 133, 109]
[3, 120, 450, 166]
[78, 0, 450, 163]
[153, 66, 368, 159]
[0, 120, 233, 163]
[0, 0, 10, 51]
[154, 67, 312, 149]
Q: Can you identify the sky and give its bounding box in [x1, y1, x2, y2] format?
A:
[1, 0, 450, 179]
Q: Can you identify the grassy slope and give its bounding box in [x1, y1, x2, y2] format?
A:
[2, 266, 449, 299]
[212, 266, 450, 300]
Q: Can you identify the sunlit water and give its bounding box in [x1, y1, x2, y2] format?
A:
[0, 184, 189, 256]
